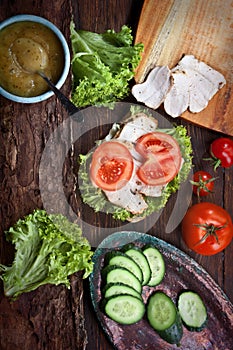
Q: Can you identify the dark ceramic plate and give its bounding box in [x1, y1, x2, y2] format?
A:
[89, 231, 233, 350]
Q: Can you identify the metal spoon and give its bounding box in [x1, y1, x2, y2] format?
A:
[10, 37, 80, 117]
[38, 71, 80, 116]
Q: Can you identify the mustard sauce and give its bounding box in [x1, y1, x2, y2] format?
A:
[0, 21, 64, 97]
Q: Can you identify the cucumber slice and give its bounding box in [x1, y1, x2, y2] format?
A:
[102, 294, 145, 325]
[101, 265, 142, 293]
[105, 251, 143, 283]
[121, 244, 151, 286]
[102, 282, 142, 300]
[147, 292, 178, 331]
[147, 292, 183, 345]
[143, 245, 165, 286]
[178, 291, 207, 331]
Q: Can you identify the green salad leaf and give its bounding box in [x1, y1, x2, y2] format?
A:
[70, 22, 143, 107]
[78, 115, 193, 222]
[0, 209, 93, 299]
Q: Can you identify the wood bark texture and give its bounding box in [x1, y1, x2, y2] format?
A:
[0, 1, 87, 349]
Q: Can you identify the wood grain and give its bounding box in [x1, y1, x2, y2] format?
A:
[0, 1, 87, 350]
[135, 0, 233, 135]
[0, 1, 233, 350]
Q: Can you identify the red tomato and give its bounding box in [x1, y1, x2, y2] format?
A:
[135, 132, 182, 186]
[182, 202, 233, 256]
[191, 171, 216, 197]
[90, 141, 133, 191]
[210, 137, 233, 169]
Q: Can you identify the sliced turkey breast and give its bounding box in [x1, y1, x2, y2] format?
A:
[104, 182, 148, 214]
[117, 112, 158, 142]
[131, 66, 171, 109]
[163, 55, 226, 117]
[163, 71, 189, 118]
[132, 54, 226, 118]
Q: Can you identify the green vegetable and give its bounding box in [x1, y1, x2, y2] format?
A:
[104, 251, 143, 283]
[78, 108, 193, 222]
[70, 22, 143, 107]
[121, 244, 151, 286]
[101, 294, 145, 325]
[0, 209, 93, 299]
[101, 265, 142, 294]
[178, 291, 207, 331]
[142, 245, 165, 286]
[102, 282, 142, 300]
[147, 292, 183, 345]
[99, 243, 207, 344]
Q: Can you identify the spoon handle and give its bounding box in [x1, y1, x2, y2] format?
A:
[39, 72, 80, 117]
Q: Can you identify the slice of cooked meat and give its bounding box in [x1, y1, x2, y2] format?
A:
[165, 55, 226, 116]
[117, 112, 158, 142]
[182, 56, 225, 113]
[132, 55, 226, 118]
[174, 55, 226, 88]
[104, 182, 148, 214]
[164, 70, 190, 118]
[132, 66, 171, 109]
[135, 179, 163, 197]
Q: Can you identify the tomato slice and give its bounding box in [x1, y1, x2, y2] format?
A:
[90, 141, 134, 191]
[135, 132, 182, 186]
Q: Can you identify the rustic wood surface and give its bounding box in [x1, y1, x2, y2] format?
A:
[0, 1, 232, 350]
[134, 0, 233, 136]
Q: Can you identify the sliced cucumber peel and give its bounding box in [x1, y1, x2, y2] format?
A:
[178, 291, 207, 332]
[121, 244, 151, 286]
[102, 294, 145, 325]
[147, 291, 183, 345]
[105, 251, 143, 283]
[143, 245, 165, 286]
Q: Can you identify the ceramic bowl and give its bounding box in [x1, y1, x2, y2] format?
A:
[0, 14, 70, 103]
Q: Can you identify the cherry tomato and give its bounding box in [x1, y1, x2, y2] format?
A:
[135, 132, 182, 186]
[90, 141, 133, 191]
[182, 202, 233, 256]
[210, 137, 233, 169]
[191, 171, 216, 197]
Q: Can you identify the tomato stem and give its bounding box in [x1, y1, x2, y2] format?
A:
[193, 223, 227, 246]
[190, 175, 217, 197]
[203, 157, 221, 171]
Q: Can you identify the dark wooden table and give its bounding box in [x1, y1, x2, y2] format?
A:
[0, 1, 232, 350]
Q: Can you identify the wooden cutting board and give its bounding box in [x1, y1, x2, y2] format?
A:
[134, 0, 233, 136]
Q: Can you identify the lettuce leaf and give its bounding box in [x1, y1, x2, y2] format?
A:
[70, 22, 143, 107]
[78, 123, 193, 222]
[0, 209, 93, 299]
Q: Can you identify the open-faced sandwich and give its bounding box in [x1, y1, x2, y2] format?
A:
[78, 106, 192, 222]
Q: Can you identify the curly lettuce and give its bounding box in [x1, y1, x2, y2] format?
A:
[70, 22, 144, 107]
[0, 209, 93, 299]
